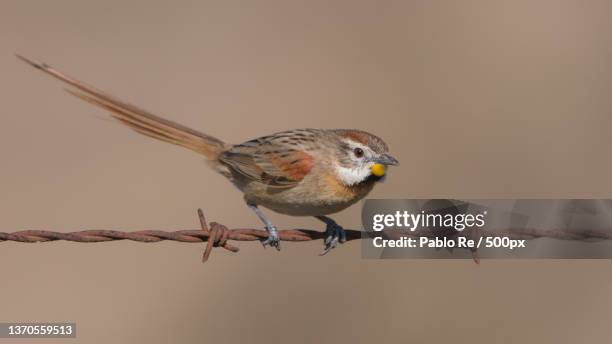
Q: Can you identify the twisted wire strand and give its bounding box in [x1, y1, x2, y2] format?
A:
[2, 209, 612, 261]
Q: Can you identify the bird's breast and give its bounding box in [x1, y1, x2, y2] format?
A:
[240, 169, 376, 216]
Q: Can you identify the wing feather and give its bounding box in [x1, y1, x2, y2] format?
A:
[219, 138, 314, 188]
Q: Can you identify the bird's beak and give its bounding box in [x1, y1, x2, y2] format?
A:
[373, 154, 399, 166]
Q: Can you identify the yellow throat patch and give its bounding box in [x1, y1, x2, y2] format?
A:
[371, 163, 386, 177]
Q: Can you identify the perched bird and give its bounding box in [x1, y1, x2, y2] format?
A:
[17, 55, 398, 254]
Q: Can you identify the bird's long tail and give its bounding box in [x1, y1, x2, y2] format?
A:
[16, 54, 226, 160]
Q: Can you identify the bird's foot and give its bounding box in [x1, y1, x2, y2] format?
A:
[320, 222, 347, 256]
[261, 225, 281, 251]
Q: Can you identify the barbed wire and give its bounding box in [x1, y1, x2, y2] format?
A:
[2, 209, 612, 262]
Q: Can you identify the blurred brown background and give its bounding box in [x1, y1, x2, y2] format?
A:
[2, 0, 612, 343]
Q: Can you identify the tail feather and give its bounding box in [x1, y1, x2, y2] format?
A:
[17, 54, 226, 160]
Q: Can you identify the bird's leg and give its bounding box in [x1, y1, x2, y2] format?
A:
[315, 215, 347, 255]
[247, 203, 281, 251]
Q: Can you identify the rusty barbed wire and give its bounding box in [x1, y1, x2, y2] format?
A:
[2, 209, 612, 262]
[0, 209, 361, 262]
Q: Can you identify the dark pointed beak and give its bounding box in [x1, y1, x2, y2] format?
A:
[373, 154, 399, 166]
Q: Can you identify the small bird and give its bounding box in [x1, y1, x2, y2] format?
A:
[17, 55, 398, 254]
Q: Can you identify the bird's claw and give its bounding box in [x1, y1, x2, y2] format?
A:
[261, 226, 281, 251]
[320, 223, 347, 255]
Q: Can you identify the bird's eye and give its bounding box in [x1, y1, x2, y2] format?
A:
[353, 147, 364, 158]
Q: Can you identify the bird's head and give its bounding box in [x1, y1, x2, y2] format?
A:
[331, 129, 399, 186]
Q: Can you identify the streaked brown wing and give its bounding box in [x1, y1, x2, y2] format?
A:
[219, 139, 314, 187]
